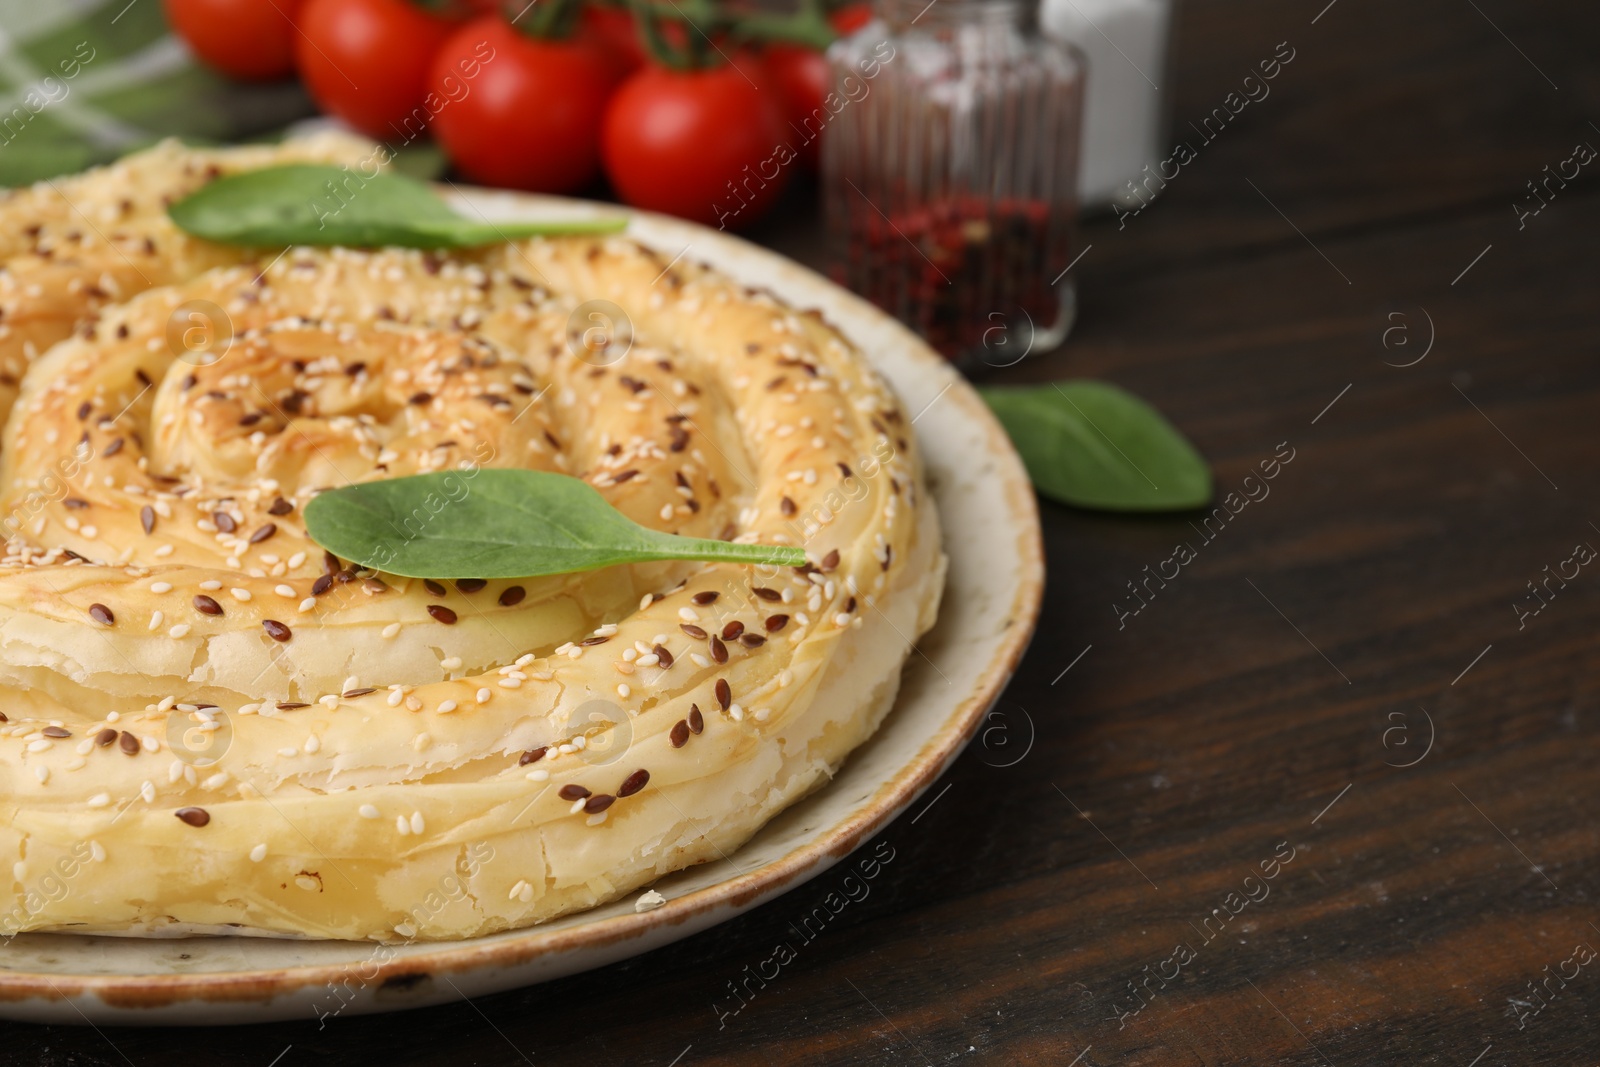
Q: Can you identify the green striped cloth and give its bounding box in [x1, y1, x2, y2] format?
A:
[0, 0, 438, 187]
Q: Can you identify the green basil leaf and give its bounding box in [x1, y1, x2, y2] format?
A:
[167, 164, 626, 249]
[303, 470, 807, 579]
[980, 380, 1212, 511]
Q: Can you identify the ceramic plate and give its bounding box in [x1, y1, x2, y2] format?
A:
[0, 191, 1045, 1025]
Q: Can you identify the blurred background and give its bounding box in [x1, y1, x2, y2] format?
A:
[0, 0, 1163, 368]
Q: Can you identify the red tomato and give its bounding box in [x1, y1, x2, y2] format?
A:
[602, 59, 789, 228]
[296, 0, 458, 139]
[163, 0, 305, 81]
[580, 5, 646, 75]
[430, 17, 620, 193]
[763, 44, 830, 169]
[830, 3, 874, 34]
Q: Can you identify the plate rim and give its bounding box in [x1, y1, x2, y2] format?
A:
[0, 193, 1045, 1010]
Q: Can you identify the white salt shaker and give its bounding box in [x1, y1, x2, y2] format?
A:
[1038, 0, 1175, 208]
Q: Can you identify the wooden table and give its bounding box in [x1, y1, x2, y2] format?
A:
[16, 0, 1600, 1062]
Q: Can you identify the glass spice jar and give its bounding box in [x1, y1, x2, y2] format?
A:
[822, 0, 1085, 369]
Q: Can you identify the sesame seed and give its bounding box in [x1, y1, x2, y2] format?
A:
[617, 683, 631, 698]
[382, 623, 401, 639]
[230, 587, 252, 602]
[359, 804, 381, 819]
[249, 844, 267, 862]
[274, 584, 296, 597]
[476, 687, 492, 704]
[150, 581, 172, 593]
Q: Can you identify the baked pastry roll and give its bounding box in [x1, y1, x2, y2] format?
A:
[0, 134, 376, 432]
[0, 209, 945, 939]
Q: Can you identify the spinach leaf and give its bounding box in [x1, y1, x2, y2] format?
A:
[168, 164, 626, 249]
[980, 381, 1212, 511]
[303, 470, 807, 579]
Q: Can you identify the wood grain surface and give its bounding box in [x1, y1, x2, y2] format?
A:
[9, 0, 1600, 1062]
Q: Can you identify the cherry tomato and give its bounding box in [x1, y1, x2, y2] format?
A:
[602, 58, 789, 228]
[296, 0, 458, 139]
[430, 17, 620, 193]
[163, 0, 306, 81]
[830, 3, 874, 34]
[580, 4, 646, 75]
[763, 44, 830, 169]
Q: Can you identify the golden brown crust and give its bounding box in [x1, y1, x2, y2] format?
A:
[0, 134, 377, 428]
[0, 157, 943, 942]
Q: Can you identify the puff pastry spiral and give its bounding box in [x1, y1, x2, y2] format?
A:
[0, 142, 944, 941]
